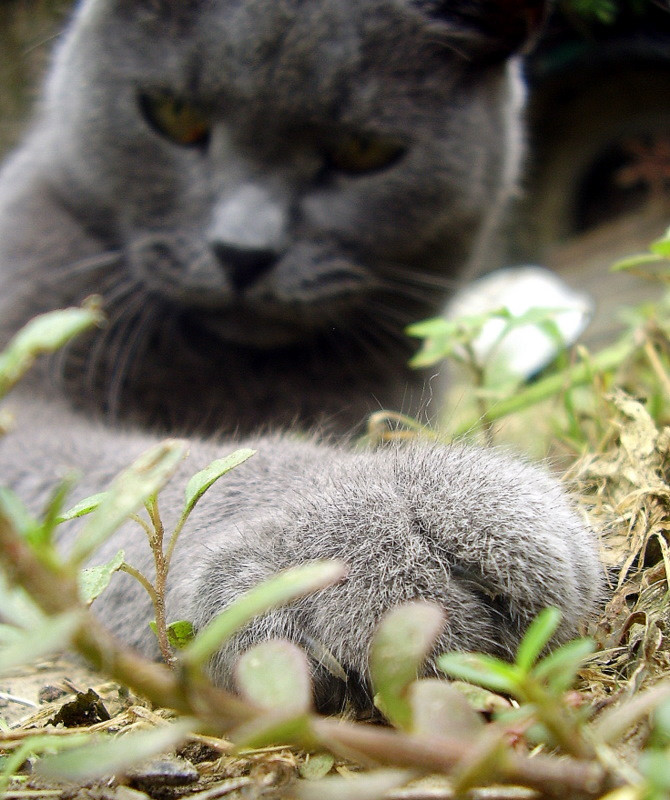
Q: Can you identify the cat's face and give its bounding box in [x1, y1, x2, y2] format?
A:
[39, 0, 540, 349]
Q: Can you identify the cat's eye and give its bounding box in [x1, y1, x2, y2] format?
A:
[139, 92, 211, 147]
[326, 133, 406, 175]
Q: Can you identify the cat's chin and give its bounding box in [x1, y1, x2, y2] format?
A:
[191, 310, 315, 349]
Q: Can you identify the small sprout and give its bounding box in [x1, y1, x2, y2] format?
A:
[37, 719, 196, 781]
[0, 488, 41, 544]
[181, 448, 256, 519]
[515, 606, 562, 674]
[78, 549, 125, 605]
[437, 652, 520, 696]
[182, 560, 346, 670]
[57, 492, 109, 523]
[69, 439, 188, 565]
[0, 610, 84, 674]
[0, 305, 104, 399]
[149, 619, 196, 649]
[299, 753, 335, 781]
[409, 679, 484, 740]
[612, 227, 670, 274]
[369, 601, 444, 730]
[236, 640, 312, 714]
[532, 638, 595, 692]
[166, 619, 196, 649]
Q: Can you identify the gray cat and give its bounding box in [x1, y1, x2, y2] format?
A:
[0, 0, 602, 712]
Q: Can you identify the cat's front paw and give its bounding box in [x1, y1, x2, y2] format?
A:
[191, 442, 602, 712]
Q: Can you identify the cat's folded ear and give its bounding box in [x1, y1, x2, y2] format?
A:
[411, 0, 549, 63]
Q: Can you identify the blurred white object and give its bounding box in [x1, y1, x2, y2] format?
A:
[445, 266, 594, 380]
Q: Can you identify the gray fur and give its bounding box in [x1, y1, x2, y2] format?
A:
[0, 0, 601, 712]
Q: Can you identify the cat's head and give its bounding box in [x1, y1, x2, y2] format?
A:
[31, 0, 545, 350]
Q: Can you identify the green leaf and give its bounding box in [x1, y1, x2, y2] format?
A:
[0, 572, 44, 630]
[0, 733, 92, 792]
[182, 560, 346, 668]
[57, 492, 109, 523]
[235, 640, 312, 713]
[0, 306, 103, 398]
[0, 611, 84, 674]
[533, 638, 595, 691]
[437, 653, 520, 695]
[409, 679, 484, 740]
[166, 620, 196, 649]
[0, 624, 22, 646]
[299, 753, 335, 780]
[182, 448, 255, 518]
[640, 750, 670, 792]
[405, 316, 453, 339]
[69, 440, 188, 564]
[515, 607, 562, 674]
[78, 550, 125, 605]
[38, 475, 79, 547]
[369, 602, 444, 730]
[611, 253, 666, 272]
[650, 236, 670, 258]
[149, 619, 196, 649]
[0, 487, 40, 541]
[37, 719, 196, 781]
[230, 712, 314, 750]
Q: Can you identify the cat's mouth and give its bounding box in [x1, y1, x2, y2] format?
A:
[192, 307, 321, 348]
[129, 236, 372, 347]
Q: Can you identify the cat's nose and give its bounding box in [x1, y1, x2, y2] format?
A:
[210, 242, 278, 293]
[208, 183, 288, 293]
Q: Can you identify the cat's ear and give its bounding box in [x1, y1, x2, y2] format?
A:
[411, 0, 549, 63]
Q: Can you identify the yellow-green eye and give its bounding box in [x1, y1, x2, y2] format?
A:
[139, 92, 211, 147]
[326, 133, 406, 175]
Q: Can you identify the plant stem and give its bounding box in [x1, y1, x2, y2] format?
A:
[129, 513, 154, 539]
[520, 680, 595, 760]
[312, 718, 614, 797]
[643, 337, 670, 398]
[118, 563, 159, 605]
[144, 496, 173, 667]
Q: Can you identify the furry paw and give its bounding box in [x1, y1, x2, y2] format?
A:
[187, 441, 602, 712]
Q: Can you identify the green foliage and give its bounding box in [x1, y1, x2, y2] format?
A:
[68, 439, 188, 565]
[613, 227, 670, 275]
[149, 619, 196, 649]
[0, 610, 84, 674]
[78, 549, 125, 605]
[439, 608, 596, 758]
[408, 306, 565, 378]
[182, 448, 256, 518]
[369, 602, 445, 730]
[181, 560, 346, 670]
[235, 640, 312, 713]
[0, 304, 103, 400]
[36, 719, 197, 781]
